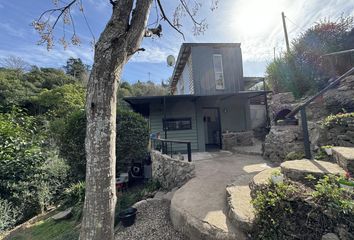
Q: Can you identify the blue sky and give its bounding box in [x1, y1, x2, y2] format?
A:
[0, 0, 353, 84]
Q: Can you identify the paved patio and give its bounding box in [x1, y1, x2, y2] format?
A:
[170, 152, 271, 240]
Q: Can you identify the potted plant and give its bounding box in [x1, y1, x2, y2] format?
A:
[271, 169, 284, 184]
[338, 171, 354, 191]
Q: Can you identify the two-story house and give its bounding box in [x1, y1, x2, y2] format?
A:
[125, 43, 269, 152]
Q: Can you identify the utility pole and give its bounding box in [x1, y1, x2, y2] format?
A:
[148, 72, 151, 82]
[281, 12, 290, 53]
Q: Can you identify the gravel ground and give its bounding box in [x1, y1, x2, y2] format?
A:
[115, 199, 187, 240]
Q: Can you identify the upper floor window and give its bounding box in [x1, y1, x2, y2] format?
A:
[213, 54, 225, 90]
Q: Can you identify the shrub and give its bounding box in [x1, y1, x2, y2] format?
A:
[322, 112, 354, 127]
[61, 182, 85, 221]
[0, 198, 20, 234]
[57, 109, 149, 181]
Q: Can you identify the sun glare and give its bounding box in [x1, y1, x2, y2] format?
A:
[232, 0, 285, 37]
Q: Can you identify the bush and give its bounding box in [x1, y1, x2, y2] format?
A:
[57, 109, 149, 181]
[61, 182, 85, 221]
[0, 111, 69, 223]
[116, 109, 149, 173]
[252, 175, 354, 239]
[266, 16, 354, 98]
[0, 198, 20, 234]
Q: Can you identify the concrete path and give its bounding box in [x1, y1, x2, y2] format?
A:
[170, 152, 270, 240]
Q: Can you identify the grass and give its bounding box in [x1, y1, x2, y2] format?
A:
[8, 218, 79, 240]
[6, 180, 160, 239]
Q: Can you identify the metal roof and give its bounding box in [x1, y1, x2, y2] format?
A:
[170, 43, 241, 91]
[124, 90, 270, 105]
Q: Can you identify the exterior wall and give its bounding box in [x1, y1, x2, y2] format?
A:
[195, 96, 250, 151]
[149, 99, 198, 151]
[191, 46, 244, 96]
[176, 55, 194, 95]
[250, 105, 267, 129]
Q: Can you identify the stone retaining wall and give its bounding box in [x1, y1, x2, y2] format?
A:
[151, 150, 195, 190]
[319, 116, 354, 147]
[222, 131, 254, 150]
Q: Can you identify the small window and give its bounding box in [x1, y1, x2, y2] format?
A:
[163, 118, 192, 131]
[213, 54, 225, 90]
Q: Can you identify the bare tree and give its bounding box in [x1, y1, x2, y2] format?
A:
[0, 55, 30, 73]
[34, 1, 219, 239]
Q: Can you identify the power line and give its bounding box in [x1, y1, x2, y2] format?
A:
[285, 15, 307, 32]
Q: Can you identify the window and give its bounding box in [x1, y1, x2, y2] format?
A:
[213, 54, 225, 90]
[163, 118, 192, 131]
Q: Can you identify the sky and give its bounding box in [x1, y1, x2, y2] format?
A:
[0, 0, 353, 84]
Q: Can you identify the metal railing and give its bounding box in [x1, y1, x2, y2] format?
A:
[285, 67, 354, 159]
[151, 138, 192, 162]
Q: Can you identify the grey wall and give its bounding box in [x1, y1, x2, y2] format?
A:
[195, 96, 250, 151]
[149, 99, 199, 151]
[191, 46, 244, 96]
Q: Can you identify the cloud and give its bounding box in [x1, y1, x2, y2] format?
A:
[0, 22, 25, 38]
[0, 44, 94, 67]
[131, 45, 177, 63]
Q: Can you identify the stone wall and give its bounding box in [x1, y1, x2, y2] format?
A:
[263, 122, 321, 163]
[151, 150, 195, 190]
[222, 131, 254, 150]
[319, 115, 354, 147]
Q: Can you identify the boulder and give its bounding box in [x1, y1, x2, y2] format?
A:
[321, 233, 340, 240]
[51, 207, 73, 221]
[332, 147, 354, 174]
[281, 159, 345, 184]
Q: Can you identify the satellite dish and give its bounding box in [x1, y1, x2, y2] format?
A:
[167, 55, 175, 67]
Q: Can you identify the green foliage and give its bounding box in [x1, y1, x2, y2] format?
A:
[252, 175, 354, 239]
[56, 108, 149, 181]
[322, 112, 354, 127]
[0, 198, 20, 234]
[56, 109, 86, 181]
[64, 57, 89, 82]
[116, 109, 149, 172]
[61, 182, 85, 208]
[30, 84, 85, 117]
[0, 111, 69, 223]
[266, 16, 354, 98]
[285, 151, 305, 160]
[312, 175, 353, 214]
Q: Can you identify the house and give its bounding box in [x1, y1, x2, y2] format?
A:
[125, 43, 270, 153]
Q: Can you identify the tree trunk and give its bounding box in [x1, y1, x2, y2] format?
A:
[79, 1, 153, 240]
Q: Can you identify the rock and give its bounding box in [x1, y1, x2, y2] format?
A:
[249, 167, 280, 197]
[263, 126, 304, 162]
[226, 184, 255, 232]
[222, 131, 254, 150]
[332, 147, 354, 174]
[281, 159, 345, 183]
[321, 233, 339, 240]
[151, 150, 195, 190]
[51, 207, 73, 221]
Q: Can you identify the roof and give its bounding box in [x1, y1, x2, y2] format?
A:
[124, 90, 271, 116]
[171, 43, 241, 91]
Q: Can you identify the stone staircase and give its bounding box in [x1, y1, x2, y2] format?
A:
[169, 147, 354, 239]
[225, 151, 352, 238]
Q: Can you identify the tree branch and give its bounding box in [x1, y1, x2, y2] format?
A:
[156, 0, 185, 40]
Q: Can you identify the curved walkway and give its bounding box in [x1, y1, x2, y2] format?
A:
[170, 152, 270, 240]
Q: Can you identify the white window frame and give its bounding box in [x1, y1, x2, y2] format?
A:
[213, 54, 225, 90]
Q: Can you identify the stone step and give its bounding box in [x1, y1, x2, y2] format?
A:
[226, 184, 255, 233]
[249, 167, 280, 197]
[280, 159, 345, 183]
[332, 147, 354, 174]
